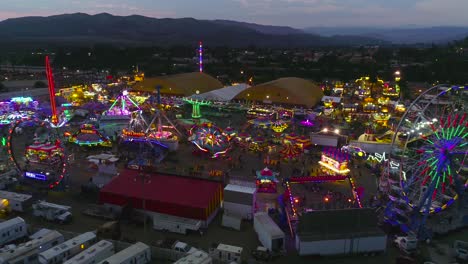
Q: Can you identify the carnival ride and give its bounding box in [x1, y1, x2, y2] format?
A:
[99, 90, 140, 137]
[271, 119, 288, 133]
[68, 124, 112, 147]
[256, 167, 279, 193]
[7, 118, 68, 189]
[120, 111, 168, 167]
[382, 85, 468, 240]
[104, 90, 140, 116]
[146, 109, 181, 151]
[183, 98, 211, 119]
[189, 123, 230, 158]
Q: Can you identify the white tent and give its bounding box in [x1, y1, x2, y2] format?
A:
[321, 96, 341, 103]
[191, 83, 250, 101]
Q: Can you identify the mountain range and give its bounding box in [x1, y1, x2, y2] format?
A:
[304, 26, 468, 44]
[0, 13, 383, 48]
[0, 13, 467, 48]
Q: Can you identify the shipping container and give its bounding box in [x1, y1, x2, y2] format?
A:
[253, 213, 284, 251]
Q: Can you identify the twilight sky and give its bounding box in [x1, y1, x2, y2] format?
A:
[1, 0, 467, 28]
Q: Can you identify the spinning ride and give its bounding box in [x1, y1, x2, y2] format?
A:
[189, 123, 230, 158]
[68, 124, 112, 147]
[7, 118, 68, 189]
[120, 111, 169, 157]
[384, 85, 468, 239]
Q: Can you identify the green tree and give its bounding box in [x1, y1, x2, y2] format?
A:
[33, 81, 47, 88]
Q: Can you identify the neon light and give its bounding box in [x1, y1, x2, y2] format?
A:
[199, 41, 203, 73]
[318, 161, 351, 174]
[11, 97, 33, 103]
[24, 171, 47, 181]
[45, 56, 58, 125]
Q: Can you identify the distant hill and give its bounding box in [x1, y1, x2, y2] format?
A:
[0, 13, 384, 48]
[304, 26, 468, 44]
[213, 19, 305, 35]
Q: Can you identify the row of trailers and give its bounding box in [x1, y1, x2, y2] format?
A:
[0, 218, 151, 264]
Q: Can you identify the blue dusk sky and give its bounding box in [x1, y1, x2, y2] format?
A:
[1, 0, 467, 28]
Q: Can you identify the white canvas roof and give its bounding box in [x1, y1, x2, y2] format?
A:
[192, 83, 250, 101]
[321, 96, 341, 103]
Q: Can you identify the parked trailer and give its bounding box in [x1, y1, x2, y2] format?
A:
[0, 217, 27, 246]
[209, 243, 242, 264]
[0, 191, 33, 213]
[38, 232, 97, 264]
[297, 235, 387, 256]
[97, 242, 151, 264]
[173, 250, 212, 264]
[150, 212, 201, 235]
[0, 229, 64, 264]
[253, 213, 285, 252]
[64, 240, 114, 264]
[32, 201, 72, 223]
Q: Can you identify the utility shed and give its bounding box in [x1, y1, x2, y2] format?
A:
[296, 208, 387, 256]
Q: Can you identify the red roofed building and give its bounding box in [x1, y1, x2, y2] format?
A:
[99, 169, 223, 225]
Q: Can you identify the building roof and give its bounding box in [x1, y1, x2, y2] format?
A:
[100, 169, 222, 209]
[235, 77, 323, 107]
[132, 72, 223, 96]
[224, 184, 256, 195]
[297, 208, 385, 242]
[0, 217, 25, 229]
[192, 83, 250, 101]
[0, 190, 32, 202]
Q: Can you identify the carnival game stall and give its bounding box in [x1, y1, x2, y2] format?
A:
[318, 147, 351, 175]
[25, 141, 63, 164]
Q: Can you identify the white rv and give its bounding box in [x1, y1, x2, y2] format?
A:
[32, 201, 72, 223]
[38, 232, 97, 264]
[150, 212, 201, 235]
[0, 229, 64, 264]
[173, 250, 212, 264]
[0, 217, 27, 246]
[64, 240, 114, 264]
[209, 244, 243, 264]
[0, 191, 33, 212]
[97, 242, 151, 264]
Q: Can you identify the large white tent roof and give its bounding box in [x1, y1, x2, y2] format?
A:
[191, 83, 250, 101]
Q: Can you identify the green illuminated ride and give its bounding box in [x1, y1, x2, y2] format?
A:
[184, 98, 211, 119]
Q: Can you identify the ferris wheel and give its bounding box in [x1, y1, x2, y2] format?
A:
[385, 85, 467, 235]
[7, 117, 68, 189]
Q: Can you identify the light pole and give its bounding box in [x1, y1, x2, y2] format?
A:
[136, 143, 151, 238]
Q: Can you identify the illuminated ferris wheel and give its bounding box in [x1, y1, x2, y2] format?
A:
[386, 85, 467, 234]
